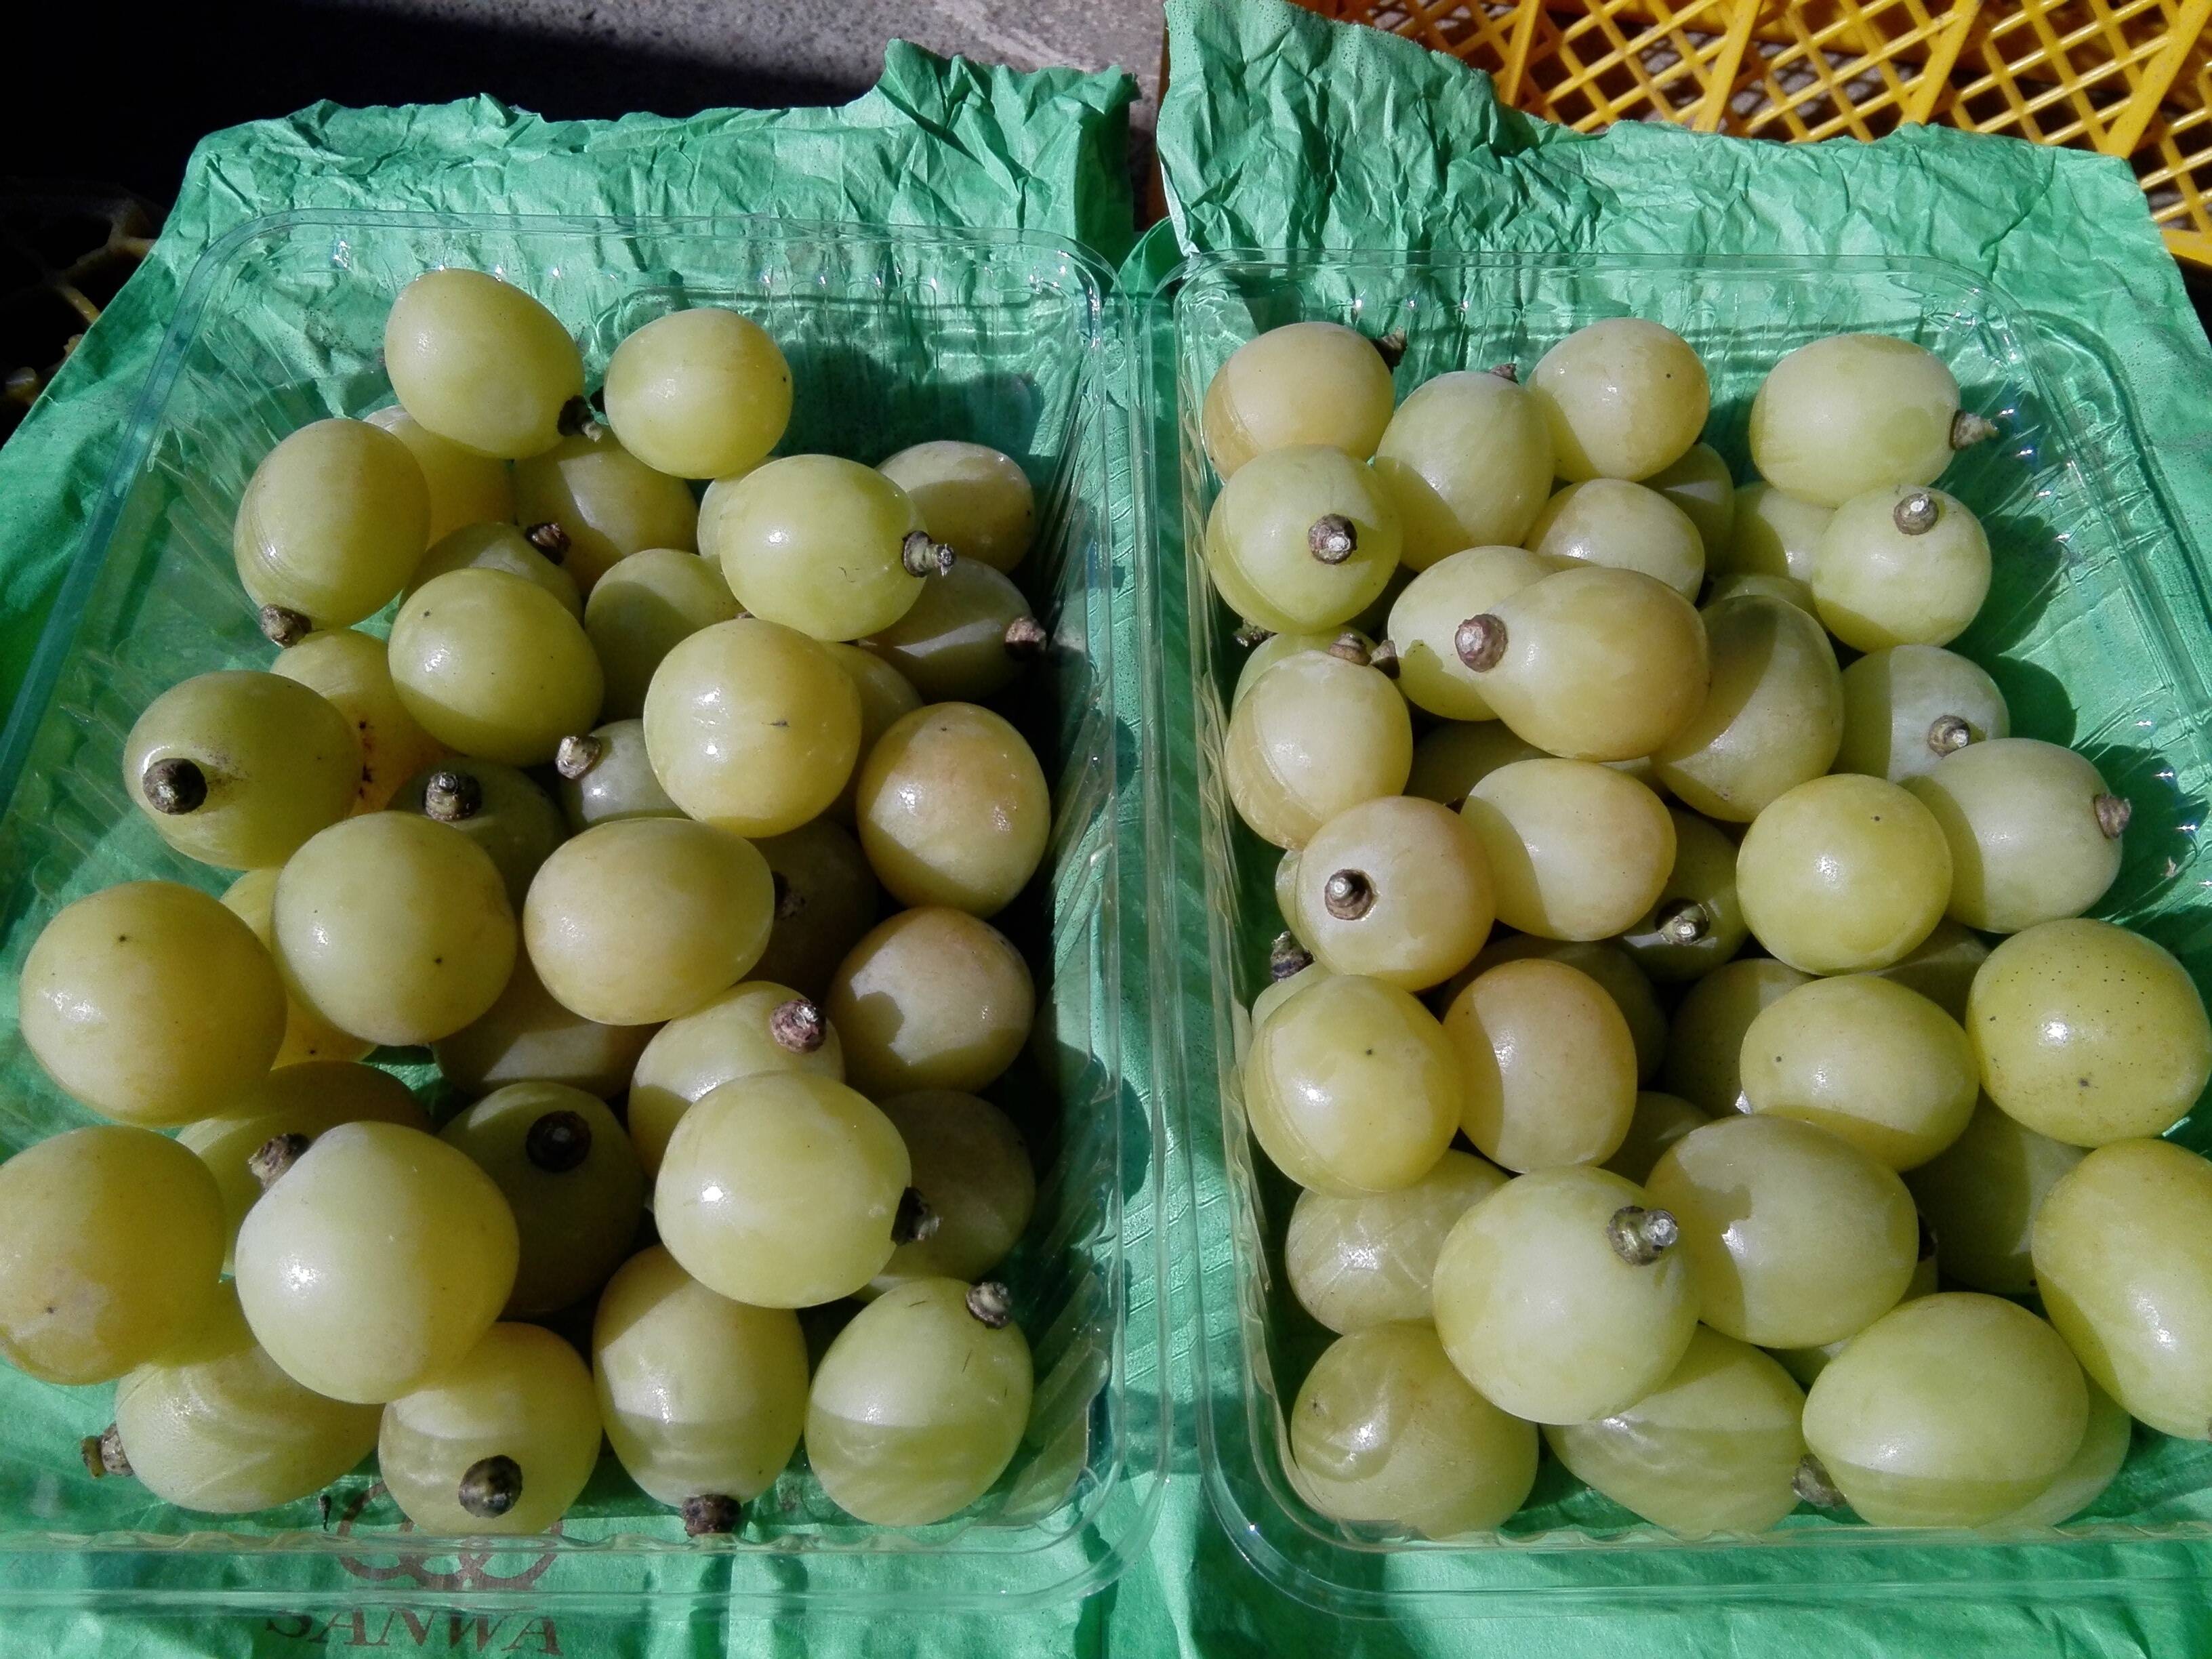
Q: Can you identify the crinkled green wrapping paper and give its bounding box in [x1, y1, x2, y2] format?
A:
[7, 1, 2212, 1653]
[0, 45, 1137, 721]
[1129, 1, 2212, 1655]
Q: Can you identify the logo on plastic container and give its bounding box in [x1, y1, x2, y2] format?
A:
[260, 1484, 563, 1652]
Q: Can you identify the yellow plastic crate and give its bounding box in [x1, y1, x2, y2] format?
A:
[1296, 0, 2212, 264]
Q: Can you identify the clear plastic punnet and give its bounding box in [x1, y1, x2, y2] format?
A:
[0, 212, 1176, 1618]
[1152, 249, 2212, 1613]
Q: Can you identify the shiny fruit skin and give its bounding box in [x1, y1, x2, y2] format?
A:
[592, 1245, 808, 1508]
[627, 980, 846, 1179]
[1292, 1323, 1538, 1537]
[1906, 738, 2124, 934]
[123, 670, 361, 871]
[1659, 957, 1809, 1116]
[1650, 593, 1843, 823]
[1646, 1113, 1918, 1349]
[602, 306, 792, 480]
[1223, 650, 1411, 851]
[1201, 321, 1395, 479]
[1291, 795, 1495, 989]
[641, 618, 862, 838]
[1387, 544, 1561, 720]
[1834, 644, 2009, 785]
[388, 568, 605, 766]
[1284, 1149, 1507, 1334]
[1528, 319, 1709, 483]
[178, 1061, 428, 1271]
[1242, 972, 1460, 1197]
[1443, 958, 1637, 1172]
[655, 1073, 908, 1308]
[511, 425, 700, 592]
[1430, 1164, 1700, 1425]
[1740, 975, 1978, 1171]
[854, 703, 1049, 918]
[825, 908, 1033, 1097]
[234, 1121, 518, 1404]
[1544, 1327, 1807, 1536]
[1462, 758, 1674, 942]
[113, 1282, 382, 1515]
[232, 417, 430, 626]
[377, 1322, 602, 1534]
[1466, 565, 1710, 763]
[2033, 1137, 2212, 1438]
[20, 880, 286, 1127]
[0, 1126, 225, 1385]
[1801, 1292, 2087, 1528]
[1203, 446, 1401, 634]
[1748, 333, 1966, 508]
[523, 817, 773, 1027]
[273, 813, 517, 1046]
[1735, 773, 1951, 974]
[804, 1276, 1033, 1526]
[878, 441, 1034, 571]
[1968, 918, 2212, 1147]
[1373, 369, 1553, 569]
[384, 268, 582, 461]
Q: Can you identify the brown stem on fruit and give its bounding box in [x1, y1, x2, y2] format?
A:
[1892, 491, 1940, 536]
[892, 1187, 940, 1246]
[1269, 932, 1313, 983]
[1366, 640, 1400, 680]
[1655, 899, 1708, 947]
[900, 530, 957, 578]
[1488, 363, 1519, 384]
[1308, 515, 1357, 565]
[1793, 1454, 1843, 1509]
[1233, 623, 1274, 649]
[524, 522, 571, 563]
[771, 872, 805, 920]
[421, 768, 483, 823]
[556, 397, 594, 438]
[682, 1494, 741, 1536]
[1324, 633, 1370, 668]
[770, 997, 828, 1054]
[1323, 869, 1375, 921]
[1605, 1205, 1679, 1267]
[525, 1110, 593, 1173]
[258, 605, 312, 648]
[457, 1454, 524, 1520]
[80, 1425, 130, 1479]
[1003, 615, 1049, 659]
[1455, 615, 1507, 673]
[2095, 794, 2133, 840]
[250, 1133, 311, 1189]
[1951, 411, 1999, 451]
[965, 1281, 1014, 1329]
[141, 757, 208, 816]
[1372, 330, 1408, 370]
[1925, 714, 1974, 758]
[554, 734, 604, 779]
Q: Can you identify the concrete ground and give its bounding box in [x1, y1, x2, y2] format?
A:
[10, 0, 1163, 207]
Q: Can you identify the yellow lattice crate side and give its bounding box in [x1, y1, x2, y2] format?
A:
[2136, 42, 2212, 243]
[1292, 0, 2212, 263]
[1937, 0, 2211, 153]
[1726, 0, 1977, 141]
